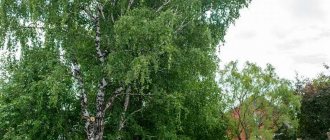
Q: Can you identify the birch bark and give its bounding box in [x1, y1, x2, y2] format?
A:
[94, 4, 107, 140]
[72, 59, 95, 139]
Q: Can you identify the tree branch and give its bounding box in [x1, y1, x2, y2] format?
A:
[118, 87, 131, 131]
[104, 87, 124, 112]
[174, 12, 206, 34]
[118, 107, 143, 133]
[127, 0, 134, 12]
[19, 25, 44, 29]
[128, 107, 143, 117]
[97, 3, 105, 20]
[82, 6, 96, 21]
[110, 0, 117, 23]
[71, 57, 94, 138]
[156, 0, 171, 12]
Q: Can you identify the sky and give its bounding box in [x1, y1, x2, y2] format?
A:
[220, 0, 330, 80]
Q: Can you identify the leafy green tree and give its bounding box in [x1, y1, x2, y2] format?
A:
[0, 0, 251, 139]
[219, 61, 300, 140]
[298, 73, 330, 139]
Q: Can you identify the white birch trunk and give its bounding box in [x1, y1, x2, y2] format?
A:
[94, 3, 107, 140]
[72, 60, 95, 139]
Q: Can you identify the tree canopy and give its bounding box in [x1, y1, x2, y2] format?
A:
[0, 0, 251, 139]
[219, 61, 300, 140]
[298, 73, 330, 139]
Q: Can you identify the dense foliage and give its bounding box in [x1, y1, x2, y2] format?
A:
[298, 73, 330, 139]
[219, 61, 300, 140]
[0, 0, 251, 139]
[0, 48, 83, 139]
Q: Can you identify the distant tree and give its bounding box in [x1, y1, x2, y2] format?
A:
[298, 73, 330, 139]
[0, 0, 251, 139]
[219, 61, 300, 140]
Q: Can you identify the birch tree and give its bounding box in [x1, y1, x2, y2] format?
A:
[0, 0, 251, 139]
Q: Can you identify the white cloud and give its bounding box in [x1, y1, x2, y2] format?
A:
[290, 0, 325, 20]
[220, 0, 330, 80]
[291, 54, 328, 65]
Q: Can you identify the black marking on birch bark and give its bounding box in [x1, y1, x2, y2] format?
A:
[95, 14, 104, 63]
[95, 77, 106, 140]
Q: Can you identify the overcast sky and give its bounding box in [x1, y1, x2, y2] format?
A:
[220, 0, 330, 80]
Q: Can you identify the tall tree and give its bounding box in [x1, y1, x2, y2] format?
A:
[0, 0, 251, 139]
